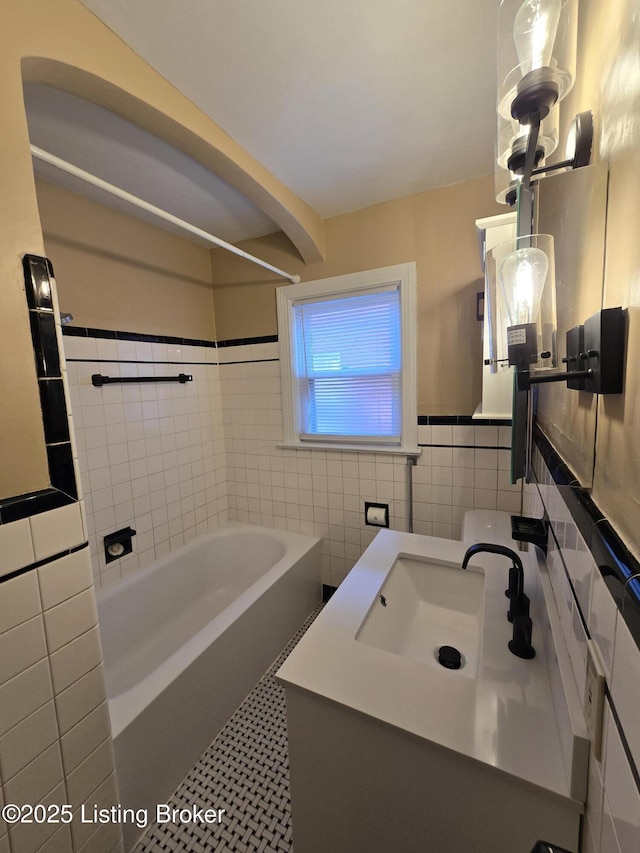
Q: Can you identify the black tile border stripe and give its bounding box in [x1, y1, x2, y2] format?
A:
[63, 325, 218, 347]
[0, 488, 75, 524]
[0, 541, 89, 586]
[418, 415, 512, 426]
[419, 443, 511, 451]
[0, 255, 79, 526]
[533, 425, 640, 795]
[62, 326, 280, 349]
[221, 358, 280, 366]
[217, 334, 278, 348]
[533, 424, 640, 645]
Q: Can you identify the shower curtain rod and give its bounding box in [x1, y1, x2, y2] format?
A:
[30, 145, 301, 284]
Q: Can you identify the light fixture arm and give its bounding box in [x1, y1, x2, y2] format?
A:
[521, 110, 542, 189]
[531, 157, 574, 176]
[517, 367, 593, 391]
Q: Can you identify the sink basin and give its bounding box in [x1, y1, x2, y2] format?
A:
[355, 554, 484, 676]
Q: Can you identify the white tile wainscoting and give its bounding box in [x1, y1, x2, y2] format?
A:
[524, 448, 640, 853]
[64, 331, 518, 590]
[63, 335, 227, 589]
[223, 354, 519, 588]
[0, 504, 122, 853]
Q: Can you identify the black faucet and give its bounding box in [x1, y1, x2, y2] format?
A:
[462, 543, 535, 659]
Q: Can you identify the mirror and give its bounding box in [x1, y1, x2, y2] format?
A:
[532, 161, 609, 487]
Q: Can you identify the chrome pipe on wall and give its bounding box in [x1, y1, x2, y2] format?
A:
[407, 454, 418, 533]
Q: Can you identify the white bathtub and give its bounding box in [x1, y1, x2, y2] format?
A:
[96, 523, 321, 849]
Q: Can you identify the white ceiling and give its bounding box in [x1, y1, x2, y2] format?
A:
[26, 0, 501, 244]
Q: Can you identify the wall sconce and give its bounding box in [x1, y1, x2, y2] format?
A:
[517, 307, 626, 394]
[487, 234, 557, 373]
[497, 0, 581, 203]
[498, 0, 578, 125]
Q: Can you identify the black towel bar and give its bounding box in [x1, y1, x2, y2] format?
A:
[91, 373, 192, 386]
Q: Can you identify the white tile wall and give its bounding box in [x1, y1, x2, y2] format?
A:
[0, 530, 122, 853]
[29, 505, 85, 564]
[602, 708, 640, 852]
[64, 334, 516, 589]
[223, 351, 515, 586]
[64, 338, 227, 589]
[532, 444, 640, 853]
[0, 522, 34, 580]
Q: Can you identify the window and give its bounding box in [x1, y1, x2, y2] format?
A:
[277, 263, 417, 452]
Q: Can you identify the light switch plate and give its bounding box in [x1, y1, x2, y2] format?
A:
[584, 639, 606, 760]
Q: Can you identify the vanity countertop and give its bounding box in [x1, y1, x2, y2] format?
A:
[277, 529, 586, 809]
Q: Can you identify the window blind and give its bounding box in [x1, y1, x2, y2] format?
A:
[292, 287, 401, 442]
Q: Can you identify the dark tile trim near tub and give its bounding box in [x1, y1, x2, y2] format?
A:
[533, 424, 640, 645]
[0, 255, 77, 526]
[0, 541, 89, 586]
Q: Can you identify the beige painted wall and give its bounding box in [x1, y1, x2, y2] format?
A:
[535, 162, 607, 487]
[36, 179, 216, 340]
[535, 0, 640, 555]
[0, 0, 322, 501]
[212, 174, 503, 416]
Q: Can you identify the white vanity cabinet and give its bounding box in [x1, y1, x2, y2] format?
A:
[278, 528, 586, 853]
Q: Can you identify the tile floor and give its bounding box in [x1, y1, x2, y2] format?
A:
[134, 604, 323, 853]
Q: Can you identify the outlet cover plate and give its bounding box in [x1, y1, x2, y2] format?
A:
[584, 639, 606, 761]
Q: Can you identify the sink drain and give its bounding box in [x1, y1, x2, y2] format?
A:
[437, 645, 463, 670]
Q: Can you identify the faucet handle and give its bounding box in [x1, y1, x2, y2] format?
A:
[505, 564, 522, 600]
[509, 613, 536, 659]
[508, 591, 530, 623]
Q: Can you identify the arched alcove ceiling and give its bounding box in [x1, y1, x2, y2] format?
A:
[24, 82, 279, 247]
[21, 58, 326, 263]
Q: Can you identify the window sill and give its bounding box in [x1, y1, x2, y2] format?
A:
[277, 442, 421, 457]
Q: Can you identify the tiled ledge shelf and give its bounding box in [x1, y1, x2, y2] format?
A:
[0, 256, 78, 529]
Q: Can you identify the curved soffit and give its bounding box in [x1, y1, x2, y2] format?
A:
[21, 57, 326, 264]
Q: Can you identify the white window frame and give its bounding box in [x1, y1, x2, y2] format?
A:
[277, 262, 418, 454]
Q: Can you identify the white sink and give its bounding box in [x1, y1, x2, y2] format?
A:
[355, 554, 484, 676]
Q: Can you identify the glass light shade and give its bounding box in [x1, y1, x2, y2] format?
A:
[487, 234, 557, 370]
[497, 0, 578, 121]
[499, 246, 548, 325]
[513, 0, 561, 77]
[497, 104, 558, 172]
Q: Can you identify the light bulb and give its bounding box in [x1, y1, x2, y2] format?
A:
[499, 246, 548, 325]
[513, 0, 562, 77]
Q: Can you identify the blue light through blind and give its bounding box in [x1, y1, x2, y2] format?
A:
[293, 287, 401, 442]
